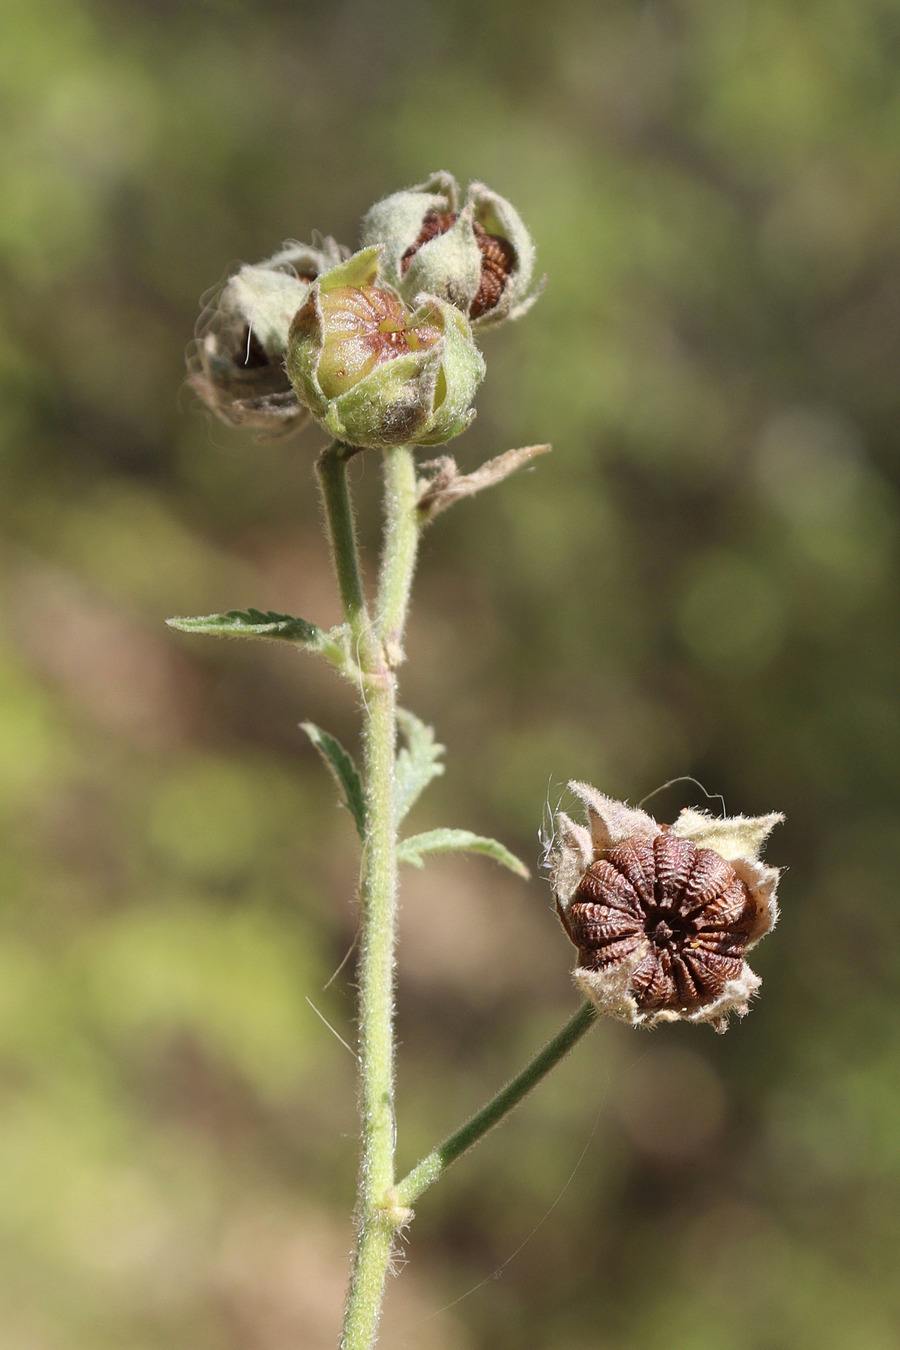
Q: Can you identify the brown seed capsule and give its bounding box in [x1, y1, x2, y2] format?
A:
[548, 783, 783, 1032]
[560, 833, 753, 1014]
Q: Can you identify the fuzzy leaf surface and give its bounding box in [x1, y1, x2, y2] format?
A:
[301, 722, 366, 839]
[397, 828, 529, 878]
[168, 608, 328, 645]
[394, 709, 445, 825]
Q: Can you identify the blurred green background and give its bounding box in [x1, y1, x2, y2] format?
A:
[3, 0, 900, 1346]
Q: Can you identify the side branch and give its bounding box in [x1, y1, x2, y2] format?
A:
[395, 1001, 597, 1208]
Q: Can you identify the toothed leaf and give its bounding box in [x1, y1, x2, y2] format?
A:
[397, 828, 529, 878]
[301, 722, 366, 839]
[394, 709, 445, 825]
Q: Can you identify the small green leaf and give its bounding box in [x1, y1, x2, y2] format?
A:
[394, 709, 445, 825]
[168, 609, 327, 645]
[301, 722, 366, 839]
[397, 828, 529, 879]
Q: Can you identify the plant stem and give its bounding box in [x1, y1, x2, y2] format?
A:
[376, 445, 420, 666]
[320, 444, 594, 1348]
[321, 444, 422, 1350]
[395, 1001, 598, 1208]
[316, 442, 373, 660]
[340, 659, 400, 1350]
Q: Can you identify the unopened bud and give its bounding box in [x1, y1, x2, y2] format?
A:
[314, 285, 441, 399]
[286, 248, 485, 449]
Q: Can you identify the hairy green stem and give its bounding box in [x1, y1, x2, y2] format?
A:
[376, 445, 420, 665]
[341, 663, 400, 1350]
[396, 1002, 598, 1207]
[316, 442, 372, 660]
[322, 443, 593, 1349]
[327, 445, 423, 1350]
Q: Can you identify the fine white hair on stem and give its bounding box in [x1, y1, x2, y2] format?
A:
[354, 630, 371, 715]
[323, 928, 359, 990]
[304, 995, 357, 1058]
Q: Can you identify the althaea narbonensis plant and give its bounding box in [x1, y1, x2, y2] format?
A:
[174, 172, 784, 1350]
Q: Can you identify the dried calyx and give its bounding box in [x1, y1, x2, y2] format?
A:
[361, 172, 541, 329]
[549, 784, 783, 1033]
[186, 237, 347, 435]
[400, 209, 517, 320]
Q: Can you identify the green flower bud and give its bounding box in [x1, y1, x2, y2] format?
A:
[285, 248, 485, 449]
[186, 237, 347, 435]
[314, 286, 442, 399]
[360, 172, 541, 329]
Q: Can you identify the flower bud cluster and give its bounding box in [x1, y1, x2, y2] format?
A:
[187, 173, 539, 448]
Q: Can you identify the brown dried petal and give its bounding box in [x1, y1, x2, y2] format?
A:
[186, 359, 306, 436]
